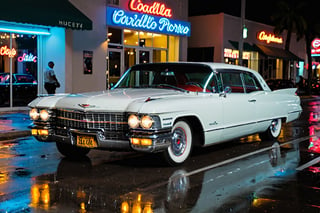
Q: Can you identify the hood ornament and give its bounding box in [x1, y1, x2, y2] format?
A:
[78, 104, 95, 108]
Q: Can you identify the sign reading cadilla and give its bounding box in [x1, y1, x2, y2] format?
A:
[106, 6, 190, 37]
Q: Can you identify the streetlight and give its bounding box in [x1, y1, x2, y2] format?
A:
[239, 0, 246, 66]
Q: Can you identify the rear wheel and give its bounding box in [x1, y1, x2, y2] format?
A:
[259, 118, 282, 141]
[56, 142, 90, 158]
[163, 120, 193, 166]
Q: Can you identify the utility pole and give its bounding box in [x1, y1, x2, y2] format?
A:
[239, 0, 246, 66]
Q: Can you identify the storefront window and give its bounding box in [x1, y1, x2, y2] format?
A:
[139, 32, 152, 47]
[125, 48, 136, 71]
[124, 29, 138, 46]
[153, 33, 167, 48]
[0, 32, 37, 107]
[153, 49, 167, 63]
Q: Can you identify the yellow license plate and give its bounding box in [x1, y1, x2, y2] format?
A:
[76, 135, 97, 148]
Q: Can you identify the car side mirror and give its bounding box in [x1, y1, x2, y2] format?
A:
[219, 86, 232, 97]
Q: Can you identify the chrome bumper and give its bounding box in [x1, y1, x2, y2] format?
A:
[31, 126, 173, 153]
[31, 127, 131, 151]
[129, 128, 173, 153]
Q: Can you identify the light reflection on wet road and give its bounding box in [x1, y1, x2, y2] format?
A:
[1, 97, 320, 212]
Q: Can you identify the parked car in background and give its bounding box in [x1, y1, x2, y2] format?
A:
[266, 79, 295, 91]
[28, 62, 302, 166]
[0, 73, 38, 105]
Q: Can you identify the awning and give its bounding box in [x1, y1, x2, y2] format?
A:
[229, 40, 259, 51]
[0, 0, 92, 30]
[255, 44, 300, 60]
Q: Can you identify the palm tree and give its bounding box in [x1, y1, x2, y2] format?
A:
[302, 2, 320, 94]
[272, 0, 320, 94]
[271, 0, 306, 80]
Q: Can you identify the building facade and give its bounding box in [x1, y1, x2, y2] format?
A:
[0, 0, 189, 110]
[106, 0, 190, 85]
[188, 13, 307, 83]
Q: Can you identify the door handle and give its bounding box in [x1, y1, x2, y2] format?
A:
[248, 99, 256, 102]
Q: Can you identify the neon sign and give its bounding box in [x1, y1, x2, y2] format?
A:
[224, 48, 250, 60]
[311, 38, 320, 55]
[312, 38, 320, 49]
[18, 53, 37, 63]
[129, 0, 172, 18]
[257, 31, 283, 44]
[0, 46, 16, 58]
[107, 7, 190, 36]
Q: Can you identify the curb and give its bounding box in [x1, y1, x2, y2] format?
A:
[0, 130, 31, 141]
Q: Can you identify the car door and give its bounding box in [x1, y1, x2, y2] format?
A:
[218, 70, 258, 141]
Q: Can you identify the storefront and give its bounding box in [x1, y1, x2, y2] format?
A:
[106, 0, 190, 86]
[0, 0, 93, 109]
[0, 0, 189, 109]
[188, 13, 306, 82]
[311, 38, 320, 79]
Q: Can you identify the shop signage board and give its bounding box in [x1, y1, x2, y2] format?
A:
[106, 6, 190, 37]
[311, 38, 320, 56]
[257, 31, 283, 44]
[129, 0, 173, 18]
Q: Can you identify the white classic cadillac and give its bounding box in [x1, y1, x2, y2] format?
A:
[28, 62, 302, 165]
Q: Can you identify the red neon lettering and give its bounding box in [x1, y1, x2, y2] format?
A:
[312, 39, 320, 49]
[257, 31, 283, 44]
[129, 0, 172, 18]
[0, 46, 16, 58]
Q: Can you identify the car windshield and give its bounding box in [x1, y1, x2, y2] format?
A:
[114, 63, 216, 92]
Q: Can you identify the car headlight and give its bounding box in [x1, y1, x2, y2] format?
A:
[29, 108, 39, 120]
[128, 114, 140, 128]
[39, 109, 50, 121]
[141, 115, 154, 129]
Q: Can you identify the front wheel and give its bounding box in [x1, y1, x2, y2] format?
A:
[163, 120, 193, 166]
[56, 142, 90, 159]
[259, 118, 282, 141]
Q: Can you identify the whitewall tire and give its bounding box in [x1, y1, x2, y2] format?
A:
[259, 118, 282, 141]
[163, 120, 193, 166]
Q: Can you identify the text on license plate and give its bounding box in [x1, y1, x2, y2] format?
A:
[76, 135, 97, 148]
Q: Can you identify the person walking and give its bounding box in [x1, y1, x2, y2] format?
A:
[44, 61, 59, 94]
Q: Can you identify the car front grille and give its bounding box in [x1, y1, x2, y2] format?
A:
[54, 109, 128, 140]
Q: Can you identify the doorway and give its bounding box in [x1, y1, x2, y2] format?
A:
[107, 49, 122, 87]
[107, 48, 152, 88]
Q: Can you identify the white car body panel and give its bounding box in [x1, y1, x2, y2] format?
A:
[28, 62, 302, 164]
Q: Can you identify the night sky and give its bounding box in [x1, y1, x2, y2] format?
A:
[188, 0, 283, 25]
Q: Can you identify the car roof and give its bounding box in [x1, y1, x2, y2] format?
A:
[132, 62, 257, 74]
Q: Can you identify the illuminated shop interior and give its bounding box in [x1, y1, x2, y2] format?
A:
[107, 27, 179, 86]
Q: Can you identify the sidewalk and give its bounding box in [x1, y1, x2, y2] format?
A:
[0, 110, 31, 141]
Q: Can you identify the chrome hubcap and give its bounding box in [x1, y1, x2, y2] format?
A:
[172, 128, 186, 156]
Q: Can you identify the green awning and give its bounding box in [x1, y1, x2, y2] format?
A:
[0, 0, 92, 30]
[255, 44, 301, 60]
[228, 40, 259, 51]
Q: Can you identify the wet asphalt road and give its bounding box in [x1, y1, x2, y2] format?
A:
[1, 97, 320, 212]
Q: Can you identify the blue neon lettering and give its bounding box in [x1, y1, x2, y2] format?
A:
[108, 7, 191, 36]
[113, 10, 157, 30]
[159, 18, 190, 35]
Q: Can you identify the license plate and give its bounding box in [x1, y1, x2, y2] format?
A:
[76, 135, 97, 148]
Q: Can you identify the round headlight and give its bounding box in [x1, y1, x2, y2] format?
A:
[141, 115, 154, 129]
[40, 109, 50, 121]
[128, 114, 140, 128]
[29, 108, 39, 120]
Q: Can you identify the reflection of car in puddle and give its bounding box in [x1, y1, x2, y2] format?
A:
[158, 142, 300, 212]
[30, 142, 300, 212]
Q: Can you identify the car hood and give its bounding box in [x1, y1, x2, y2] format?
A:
[28, 89, 185, 112]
